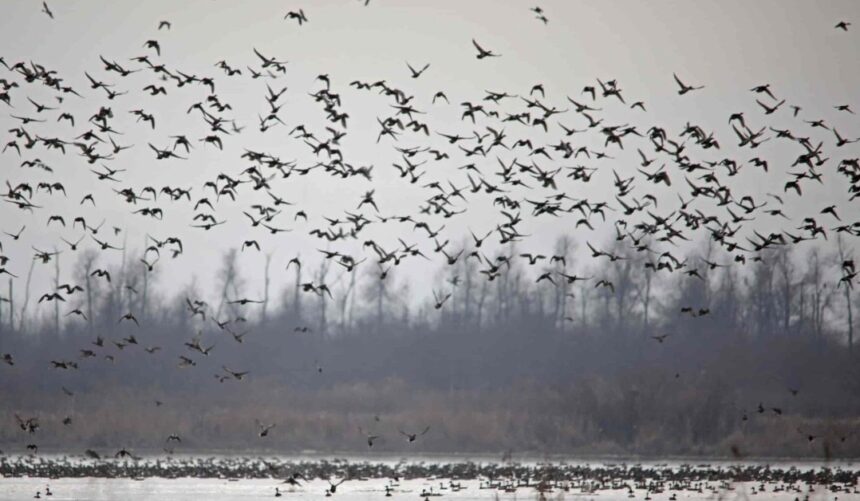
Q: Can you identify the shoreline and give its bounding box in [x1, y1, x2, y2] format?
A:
[2, 454, 860, 481]
[2, 449, 859, 464]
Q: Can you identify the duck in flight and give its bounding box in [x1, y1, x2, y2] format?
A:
[673, 73, 704, 95]
[472, 39, 500, 59]
[399, 425, 430, 442]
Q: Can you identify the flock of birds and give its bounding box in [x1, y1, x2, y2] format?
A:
[2, 456, 860, 499]
[0, 1, 859, 497]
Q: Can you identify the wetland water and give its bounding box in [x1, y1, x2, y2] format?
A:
[1, 455, 858, 500]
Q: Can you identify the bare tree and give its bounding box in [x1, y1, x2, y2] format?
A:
[630, 247, 655, 334]
[261, 253, 272, 324]
[804, 247, 832, 339]
[139, 262, 152, 324]
[607, 240, 637, 335]
[774, 248, 797, 333]
[75, 250, 98, 333]
[476, 276, 489, 331]
[748, 255, 777, 337]
[0, 279, 6, 331]
[7, 280, 12, 331]
[315, 257, 331, 334]
[579, 280, 589, 330]
[338, 266, 358, 333]
[292, 254, 302, 323]
[713, 262, 742, 334]
[215, 249, 243, 322]
[837, 234, 855, 351]
[17, 258, 37, 332]
[53, 247, 61, 335]
[460, 247, 477, 326]
[552, 236, 574, 329]
[367, 263, 388, 328]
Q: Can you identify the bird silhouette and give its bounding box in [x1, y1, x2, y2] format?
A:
[472, 39, 500, 59]
[673, 73, 704, 95]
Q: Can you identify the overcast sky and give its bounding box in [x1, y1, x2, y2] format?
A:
[0, 0, 858, 321]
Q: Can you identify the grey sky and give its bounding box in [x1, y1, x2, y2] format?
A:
[0, 0, 858, 323]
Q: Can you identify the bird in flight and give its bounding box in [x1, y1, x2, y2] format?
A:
[359, 427, 379, 447]
[472, 39, 500, 59]
[399, 426, 430, 442]
[284, 9, 308, 25]
[407, 62, 430, 79]
[256, 420, 276, 437]
[673, 73, 704, 95]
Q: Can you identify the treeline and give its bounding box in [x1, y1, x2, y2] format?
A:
[0, 236, 859, 457]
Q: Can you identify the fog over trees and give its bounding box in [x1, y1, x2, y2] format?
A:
[1, 235, 858, 457]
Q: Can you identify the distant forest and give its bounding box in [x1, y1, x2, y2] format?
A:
[1, 234, 859, 458]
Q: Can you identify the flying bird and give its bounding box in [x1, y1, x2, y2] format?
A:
[472, 39, 500, 59]
[673, 73, 704, 95]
